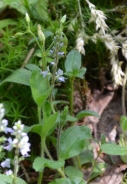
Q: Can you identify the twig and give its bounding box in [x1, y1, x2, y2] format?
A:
[21, 44, 36, 68]
[20, 162, 31, 183]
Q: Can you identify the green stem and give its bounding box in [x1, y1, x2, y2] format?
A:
[76, 155, 82, 170]
[28, 30, 42, 52]
[38, 106, 42, 125]
[41, 40, 46, 70]
[122, 65, 127, 116]
[37, 106, 44, 184]
[69, 77, 74, 116]
[12, 148, 20, 184]
[77, 0, 85, 28]
[87, 150, 101, 182]
[44, 139, 66, 178]
[57, 125, 62, 160]
[38, 138, 45, 184]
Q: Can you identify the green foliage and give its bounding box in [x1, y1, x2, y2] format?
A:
[88, 163, 107, 181]
[120, 115, 127, 132]
[33, 157, 65, 172]
[101, 143, 127, 155]
[0, 0, 126, 183]
[59, 125, 91, 159]
[65, 50, 86, 79]
[76, 110, 99, 120]
[0, 174, 27, 184]
[65, 166, 83, 178]
[0, 68, 31, 86]
[30, 70, 51, 106]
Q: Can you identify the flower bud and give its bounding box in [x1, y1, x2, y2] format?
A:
[13, 32, 24, 38]
[25, 13, 30, 23]
[60, 15, 67, 24]
[38, 24, 45, 43]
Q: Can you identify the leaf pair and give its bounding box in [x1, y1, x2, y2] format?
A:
[65, 50, 86, 79]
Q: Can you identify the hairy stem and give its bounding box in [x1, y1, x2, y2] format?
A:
[122, 65, 127, 116]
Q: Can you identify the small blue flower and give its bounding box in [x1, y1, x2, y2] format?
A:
[58, 76, 66, 82]
[56, 69, 63, 76]
[50, 50, 54, 54]
[40, 66, 51, 77]
[58, 52, 64, 56]
[41, 71, 48, 77]
[56, 69, 66, 82]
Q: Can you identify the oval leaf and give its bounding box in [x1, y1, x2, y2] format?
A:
[101, 143, 127, 155]
[0, 68, 31, 86]
[59, 125, 91, 159]
[76, 110, 99, 120]
[65, 50, 81, 73]
[120, 115, 127, 132]
[33, 157, 64, 172]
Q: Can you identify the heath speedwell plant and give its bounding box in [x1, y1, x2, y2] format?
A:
[2, 0, 127, 183]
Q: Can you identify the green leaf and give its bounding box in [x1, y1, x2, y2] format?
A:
[33, 157, 64, 172]
[42, 112, 58, 138]
[70, 178, 87, 184]
[30, 70, 51, 106]
[76, 110, 99, 120]
[49, 178, 72, 184]
[59, 125, 91, 159]
[35, 0, 49, 21]
[0, 19, 17, 29]
[88, 163, 107, 181]
[0, 174, 27, 184]
[0, 68, 31, 86]
[24, 124, 43, 136]
[25, 64, 41, 71]
[49, 178, 86, 184]
[31, 124, 43, 137]
[3, 0, 26, 14]
[66, 115, 77, 122]
[120, 115, 127, 132]
[65, 50, 81, 73]
[75, 68, 87, 79]
[78, 150, 94, 165]
[43, 101, 51, 124]
[65, 166, 83, 178]
[101, 143, 127, 155]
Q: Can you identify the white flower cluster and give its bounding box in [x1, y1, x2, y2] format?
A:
[83, 0, 125, 87]
[101, 34, 125, 86]
[122, 41, 127, 60]
[76, 37, 85, 55]
[86, 0, 108, 35]
[0, 104, 31, 176]
[4, 120, 31, 156]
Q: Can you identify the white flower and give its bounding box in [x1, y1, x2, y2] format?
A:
[5, 170, 13, 176]
[19, 135, 31, 156]
[0, 105, 5, 120]
[122, 42, 127, 60]
[86, 0, 108, 34]
[102, 34, 120, 54]
[111, 61, 124, 86]
[76, 37, 85, 55]
[4, 137, 14, 151]
[1, 158, 11, 168]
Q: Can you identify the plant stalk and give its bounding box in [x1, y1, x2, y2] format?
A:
[122, 65, 127, 116]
